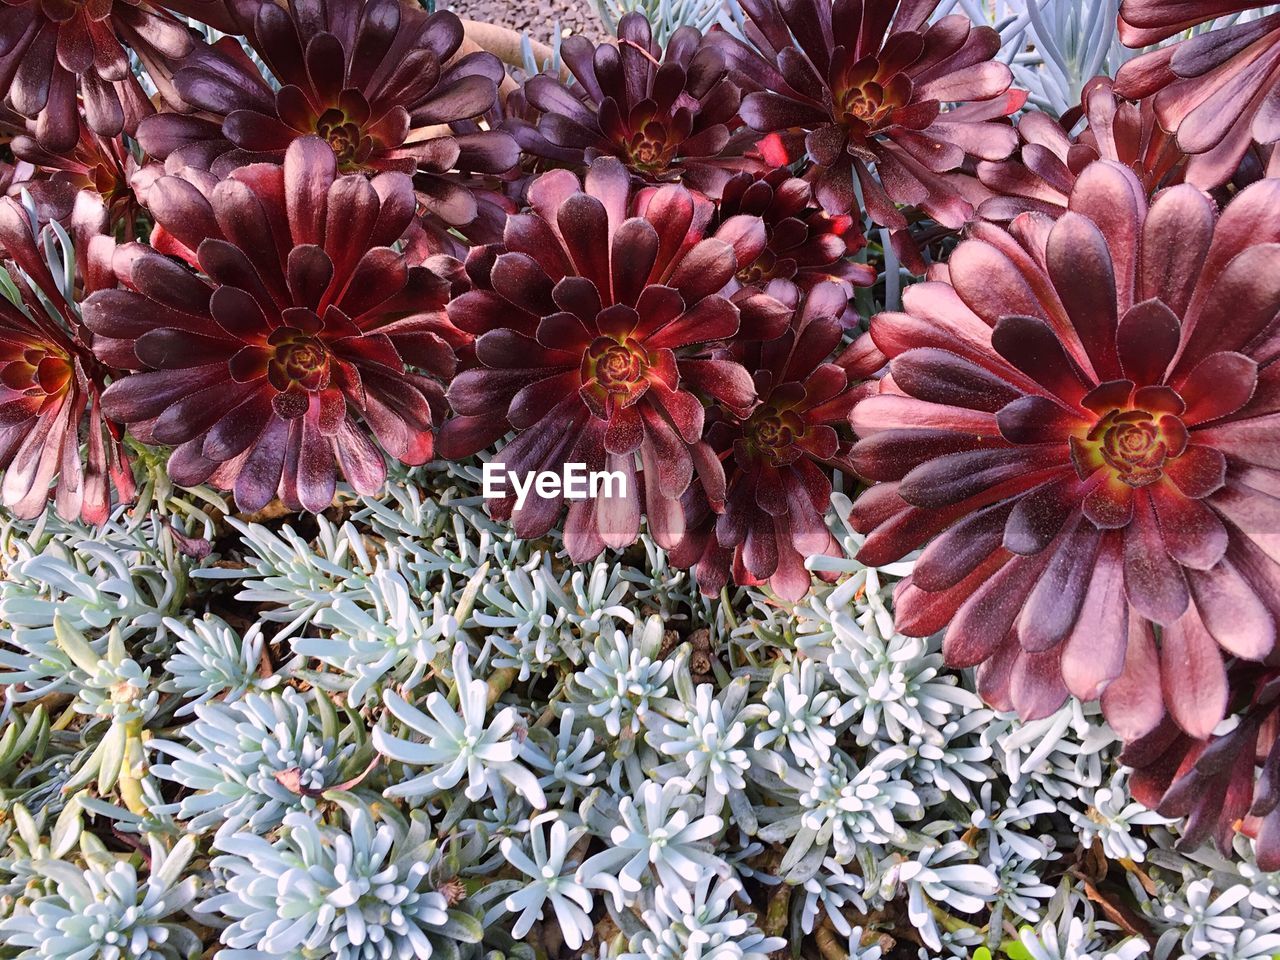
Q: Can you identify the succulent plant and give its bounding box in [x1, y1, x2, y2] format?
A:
[205, 808, 484, 959]
[878, 841, 999, 952]
[0, 195, 133, 524]
[151, 687, 361, 839]
[136, 2, 519, 238]
[710, 0, 1025, 230]
[1000, 0, 1138, 116]
[577, 776, 729, 908]
[7, 113, 160, 238]
[163, 613, 271, 715]
[621, 874, 785, 960]
[649, 680, 751, 816]
[799, 857, 866, 936]
[496, 816, 595, 949]
[787, 747, 922, 858]
[294, 567, 454, 707]
[596, 0, 745, 47]
[713, 164, 876, 305]
[671, 282, 870, 600]
[752, 658, 846, 767]
[977, 76, 1187, 221]
[3, 2, 1280, 957]
[0, 834, 200, 960]
[522, 708, 606, 805]
[522, 13, 746, 192]
[850, 162, 1280, 746]
[571, 616, 680, 739]
[0, 0, 190, 153]
[441, 156, 773, 559]
[1116, 0, 1280, 189]
[85, 136, 461, 513]
[373, 641, 548, 809]
[1124, 669, 1280, 870]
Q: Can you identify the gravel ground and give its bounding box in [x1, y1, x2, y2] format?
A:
[444, 0, 608, 43]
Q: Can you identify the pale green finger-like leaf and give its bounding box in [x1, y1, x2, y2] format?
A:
[51, 796, 84, 859]
[97, 722, 127, 795]
[54, 615, 102, 674]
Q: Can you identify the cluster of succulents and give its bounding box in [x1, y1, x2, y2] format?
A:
[5, 470, 1280, 959]
[2, 0, 1280, 956]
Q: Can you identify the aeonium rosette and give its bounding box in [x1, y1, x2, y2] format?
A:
[1123, 665, 1280, 870]
[0, 0, 193, 153]
[8, 111, 161, 240]
[976, 77, 1188, 222]
[849, 160, 1280, 746]
[671, 281, 878, 600]
[708, 0, 1025, 231]
[439, 156, 790, 561]
[83, 136, 463, 514]
[136, 0, 518, 242]
[1116, 0, 1280, 189]
[521, 12, 746, 193]
[0, 195, 133, 523]
[714, 164, 876, 323]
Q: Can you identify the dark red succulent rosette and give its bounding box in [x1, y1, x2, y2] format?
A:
[8, 112, 160, 239]
[716, 165, 875, 313]
[0, 105, 35, 223]
[671, 281, 876, 600]
[135, 0, 519, 242]
[1123, 669, 1280, 869]
[708, 0, 1025, 233]
[848, 160, 1280, 744]
[84, 136, 463, 514]
[1116, 0, 1280, 190]
[440, 156, 787, 561]
[0, 0, 194, 154]
[488, 79, 581, 176]
[521, 13, 747, 194]
[977, 77, 1187, 221]
[0, 160, 30, 209]
[0, 195, 133, 523]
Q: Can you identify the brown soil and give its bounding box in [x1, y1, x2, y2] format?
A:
[443, 0, 608, 44]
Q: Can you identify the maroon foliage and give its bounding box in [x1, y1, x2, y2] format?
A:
[709, 0, 1024, 231]
[1116, 0, 1280, 189]
[0, 196, 132, 523]
[136, 0, 519, 240]
[85, 137, 462, 513]
[1124, 669, 1280, 870]
[440, 156, 780, 560]
[8, 113, 160, 239]
[0, 0, 190, 153]
[848, 161, 1280, 742]
[977, 77, 1187, 221]
[716, 165, 875, 314]
[671, 281, 874, 600]
[522, 13, 746, 193]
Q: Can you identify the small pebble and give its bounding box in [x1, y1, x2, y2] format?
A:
[444, 0, 608, 43]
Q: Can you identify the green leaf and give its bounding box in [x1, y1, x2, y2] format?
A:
[106, 625, 126, 666]
[54, 615, 102, 674]
[454, 560, 489, 625]
[97, 722, 127, 794]
[153, 835, 197, 889]
[439, 910, 484, 944]
[50, 796, 84, 859]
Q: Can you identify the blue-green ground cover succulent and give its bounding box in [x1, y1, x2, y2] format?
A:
[4, 2, 1280, 959]
[3, 459, 1280, 959]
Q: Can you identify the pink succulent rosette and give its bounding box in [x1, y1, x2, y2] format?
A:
[850, 161, 1280, 747]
